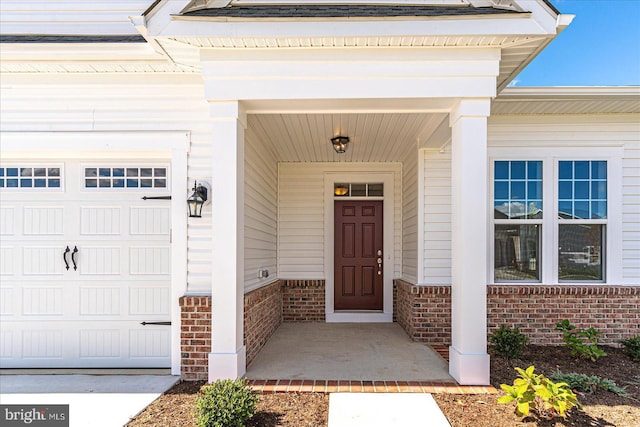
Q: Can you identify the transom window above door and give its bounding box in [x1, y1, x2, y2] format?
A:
[83, 166, 169, 189]
[334, 183, 383, 197]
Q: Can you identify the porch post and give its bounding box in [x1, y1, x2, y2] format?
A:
[448, 99, 491, 385]
[208, 101, 246, 381]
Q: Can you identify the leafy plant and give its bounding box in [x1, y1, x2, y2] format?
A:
[498, 365, 580, 419]
[620, 335, 640, 362]
[195, 379, 258, 427]
[555, 319, 607, 362]
[550, 371, 628, 397]
[489, 325, 529, 359]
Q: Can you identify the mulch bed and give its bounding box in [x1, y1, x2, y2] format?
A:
[126, 345, 639, 427]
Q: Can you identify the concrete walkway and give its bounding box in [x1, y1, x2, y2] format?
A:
[246, 323, 453, 382]
[0, 374, 179, 427]
[329, 393, 451, 427]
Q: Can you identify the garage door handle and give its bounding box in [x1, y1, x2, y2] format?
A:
[71, 246, 78, 271]
[63, 246, 70, 270]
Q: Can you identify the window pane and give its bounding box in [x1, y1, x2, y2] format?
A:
[511, 161, 526, 179]
[48, 168, 60, 177]
[127, 168, 138, 177]
[99, 168, 111, 177]
[591, 181, 607, 199]
[495, 161, 509, 180]
[559, 162, 572, 179]
[495, 224, 540, 281]
[334, 183, 349, 197]
[34, 168, 46, 177]
[154, 168, 166, 177]
[48, 179, 60, 188]
[7, 168, 18, 177]
[510, 181, 525, 199]
[574, 181, 589, 199]
[591, 161, 607, 179]
[527, 161, 542, 180]
[351, 183, 366, 196]
[527, 181, 541, 200]
[85, 168, 97, 177]
[574, 201, 589, 219]
[558, 200, 573, 218]
[574, 161, 589, 179]
[591, 201, 607, 219]
[494, 182, 509, 200]
[368, 183, 383, 197]
[559, 224, 604, 281]
[20, 168, 32, 177]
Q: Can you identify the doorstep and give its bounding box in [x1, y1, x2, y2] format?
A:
[248, 379, 497, 394]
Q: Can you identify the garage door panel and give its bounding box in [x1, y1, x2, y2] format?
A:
[0, 207, 16, 235]
[130, 247, 170, 275]
[1, 247, 15, 275]
[23, 247, 65, 275]
[22, 329, 64, 359]
[130, 207, 170, 235]
[22, 287, 64, 315]
[129, 286, 170, 316]
[79, 329, 121, 359]
[78, 247, 121, 275]
[79, 287, 121, 316]
[80, 206, 121, 236]
[129, 329, 171, 359]
[1, 287, 15, 315]
[23, 207, 64, 235]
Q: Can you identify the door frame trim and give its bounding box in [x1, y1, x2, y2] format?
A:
[1, 131, 190, 375]
[323, 170, 395, 323]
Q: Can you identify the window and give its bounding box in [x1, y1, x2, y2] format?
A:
[84, 166, 168, 189]
[558, 161, 606, 281]
[493, 161, 542, 281]
[334, 183, 383, 197]
[491, 152, 617, 284]
[0, 166, 62, 189]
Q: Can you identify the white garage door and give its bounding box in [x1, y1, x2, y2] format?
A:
[0, 161, 172, 368]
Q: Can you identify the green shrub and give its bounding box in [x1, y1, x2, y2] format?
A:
[620, 336, 640, 362]
[554, 319, 606, 362]
[489, 325, 529, 359]
[498, 365, 580, 419]
[195, 379, 258, 427]
[550, 371, 628, 397]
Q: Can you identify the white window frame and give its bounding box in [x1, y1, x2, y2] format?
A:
[488, 147, 622, 285]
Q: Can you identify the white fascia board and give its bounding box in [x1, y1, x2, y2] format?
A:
[143, 0, 193, 35]
[156, 14, 554, 39]
[499, 86, 640, 98]
[0, 43, 163, 62]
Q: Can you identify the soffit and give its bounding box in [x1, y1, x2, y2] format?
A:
[248, 112, 447, 163]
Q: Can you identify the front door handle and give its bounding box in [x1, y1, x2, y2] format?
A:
[63, 246, 70, 270]
[71, 246, 78, 271]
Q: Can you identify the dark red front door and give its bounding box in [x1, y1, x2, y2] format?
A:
[334, 200, 383, 310]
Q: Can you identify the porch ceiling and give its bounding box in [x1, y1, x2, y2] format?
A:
[248, 112, 447, 162]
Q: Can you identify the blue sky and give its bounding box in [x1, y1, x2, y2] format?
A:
[513, 0, 640, 86]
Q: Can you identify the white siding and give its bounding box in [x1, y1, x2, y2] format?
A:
[0, 74, 213, 294]
[0, 1, 148, 35]
[401, 148, 419, 283]
[244, 123, 278, 292]
[278, 162, 402, 279]
[422, 148, 452, 284]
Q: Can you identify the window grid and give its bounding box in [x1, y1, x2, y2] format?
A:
[84, 167, 168, 189]
[558, 160, 607, 220]
[494, 161, 543, 220]
[0, 166, 62, 189]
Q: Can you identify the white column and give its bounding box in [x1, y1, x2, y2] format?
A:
[208, 101, 247, 381]
[448, 99, 491, 385]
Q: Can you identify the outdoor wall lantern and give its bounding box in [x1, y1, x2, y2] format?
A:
[331, 136, 350, 154]
[187, 180, 208, 218]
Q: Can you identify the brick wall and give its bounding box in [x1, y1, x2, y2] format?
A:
[179, 296, 211, 381]
[282, 280, 326, 322]
[487, 285, 640, 345]
[394, 280, 451, 345]
[394, 280, 640, 346]
[244, 280, 283, 366]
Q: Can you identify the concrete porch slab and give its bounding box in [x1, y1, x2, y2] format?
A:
[328, 393, 451, 427]
[246, 323, 454, 382]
